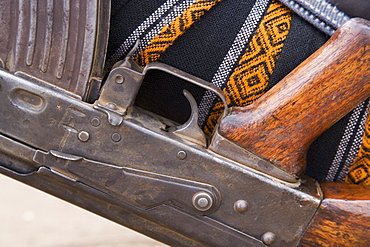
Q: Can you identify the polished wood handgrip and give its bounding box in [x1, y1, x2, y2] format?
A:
[218, 18, 370, 176]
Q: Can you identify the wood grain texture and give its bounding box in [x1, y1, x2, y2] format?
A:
[218, 18, 370, 175]
[299, 181, 370, 247]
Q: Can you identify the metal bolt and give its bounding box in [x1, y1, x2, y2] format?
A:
[91, 117, 101, 127]
[234, 200, 249, 213]
[115, 74, 125, 84]
[176, 150, 187, 160]
[107, 102, 117, 110]
[111, 132, 122, 142]
[78, 131, 90, 142]
[261, 232, 276, 246]
[192, 192, 213, 211]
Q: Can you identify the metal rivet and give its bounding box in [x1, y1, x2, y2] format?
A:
[176, 151, 187, 160]
[261, 232, 276, 246]
[111, 133, 121, 142]
[192, 192, 213, 211]
[197, 198, 209, 208]
[23, 120, 31, 127]
[234, 200, 249, 213]
[78, 131, 90, 142]
[115, 74, 125, 84]
[3, 111, 10, 118]
[107, 102, 117, 110]
[91, 117, 101, 127]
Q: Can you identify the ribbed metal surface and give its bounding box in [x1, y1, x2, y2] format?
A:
[0, 0, 109, 99]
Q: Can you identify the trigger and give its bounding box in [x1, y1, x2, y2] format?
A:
[173, 90, 207, 147]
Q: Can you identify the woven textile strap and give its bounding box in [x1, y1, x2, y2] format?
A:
[135, 0, 222, 66]
[346, 114, 370, 185]
[204, 0, 292, 134]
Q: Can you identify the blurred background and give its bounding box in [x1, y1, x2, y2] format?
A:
[0, 175, 167, 247]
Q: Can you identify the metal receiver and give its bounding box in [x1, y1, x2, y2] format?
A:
[0, 50, 322, 246]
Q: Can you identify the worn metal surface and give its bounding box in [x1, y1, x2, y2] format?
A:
[33, 150, 221, 215]
[210, 132, 299, 183]
[0, 0, 110, 100]
[0, 66, 322, 246]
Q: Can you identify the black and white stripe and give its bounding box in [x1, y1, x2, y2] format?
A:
[327, 101, 370, 182]
[133, 0, 198, 57]
[106, 0, 197, 69]
[198, 0, 270, 126]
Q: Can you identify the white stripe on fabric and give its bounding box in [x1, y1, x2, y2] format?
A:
[133, 0, 198, 57]
[326, 102, 367, 181]
[337, 101, 370, 182]
[106, 0, 182, 69]
[198, 0, 270, 126]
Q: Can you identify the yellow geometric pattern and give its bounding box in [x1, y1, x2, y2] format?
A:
[135, 0, 222, 66]
[346, 113, 370, 186]
[204, 0, 292, 134]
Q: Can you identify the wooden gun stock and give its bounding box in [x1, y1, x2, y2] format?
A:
[217, 18, 370, 246]
[299, 182, 370, 246]
[218, 18, 370, 176]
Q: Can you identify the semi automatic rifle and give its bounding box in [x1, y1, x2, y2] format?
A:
[0, 1, 369, 246]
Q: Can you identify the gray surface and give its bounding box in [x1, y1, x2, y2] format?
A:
[0, 174, 167, 247]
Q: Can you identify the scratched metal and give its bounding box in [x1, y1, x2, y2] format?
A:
[0, 0, 110, 100]
[0, 68, 322, 246]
